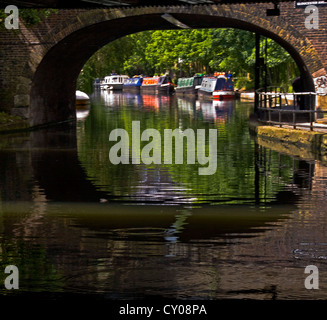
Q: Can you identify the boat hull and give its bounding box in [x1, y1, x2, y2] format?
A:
[123, 86, 141, 93]
[141, 84, 174, 94]
[198, 89, 214, 99]
[141, 85, 157, 94]
[76, 90, 90, 110]
[213, 91, 237, 100]
[175, 86, 198, 96]
[107, 83, 124, 90]
[198, 90, 240, 100]
[157, 84, 175, 94]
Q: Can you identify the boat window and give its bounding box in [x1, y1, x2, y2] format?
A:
[195, 77, 203, 86]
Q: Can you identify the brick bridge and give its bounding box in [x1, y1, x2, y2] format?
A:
[1, 2, 327, 126]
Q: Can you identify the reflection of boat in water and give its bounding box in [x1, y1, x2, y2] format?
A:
[200, 99, 235, 123]
[176, 96, 196, 117]
[76, 109, 90, 120]
[101, 90, 124, 107]
[141, 94, 172, 110]
[76, 90, 90, 110]
[101, 91, 143, 109]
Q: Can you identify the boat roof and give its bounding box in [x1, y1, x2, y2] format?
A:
[104, 75, 129, 79]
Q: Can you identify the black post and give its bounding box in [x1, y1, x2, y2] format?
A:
[254, 142, 260, 206]
[265, 37, 268, 93]
[254, 33, 261, 113]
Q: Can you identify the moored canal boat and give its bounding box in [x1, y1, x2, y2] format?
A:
[76, 90, 90, 109]
[141, 75, 175, 94]
[197, 77, 219, 99]
[175, 75, 203, 96]
[102, 74, 129, 90]
[123, 76, 143, 93]
[198, 73, 238, 101]
[212, 74, 238, 100]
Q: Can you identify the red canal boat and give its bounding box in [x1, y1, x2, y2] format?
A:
[141, 75, 175, 94]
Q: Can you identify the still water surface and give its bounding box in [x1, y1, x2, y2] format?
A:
[0, 90, 327, 300]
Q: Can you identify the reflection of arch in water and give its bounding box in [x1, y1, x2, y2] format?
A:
[58, 198, 295, 244]
[25, 122, 315, 243]
[28, 121, 315, 208]
[30, 123, 109, 202]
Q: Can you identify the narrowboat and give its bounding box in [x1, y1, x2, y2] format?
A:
[212, 75, 237, 100]
[198, 73, 238, 101]
[175, 75, 203, 96]
[141, 75, 175, 94]
[102, 74, 129, 90]
[123, 76, 143, 93]
[198, 77, 219, 99]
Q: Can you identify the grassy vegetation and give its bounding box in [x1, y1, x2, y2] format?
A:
[0, 111, 29, 133]
[0, 112, 23, 124]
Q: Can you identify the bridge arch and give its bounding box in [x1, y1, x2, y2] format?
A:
[16, 5, 326, 125]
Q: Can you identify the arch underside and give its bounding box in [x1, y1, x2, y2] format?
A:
[30, 9, 320, 126]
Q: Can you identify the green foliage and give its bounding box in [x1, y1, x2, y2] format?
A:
[0, 111, 24, 124]
[77, 36, 136, 93]
[209, 28, 255, 75]
[247, 37, 299, 88]
[78, 28, 299, 92]
[123, 31, 154, 76]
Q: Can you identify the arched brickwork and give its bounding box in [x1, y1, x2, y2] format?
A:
[0, 3, 326, 125]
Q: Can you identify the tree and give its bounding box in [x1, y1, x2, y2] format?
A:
[77, 28, 299, 92]
[77, 35, 135, 92]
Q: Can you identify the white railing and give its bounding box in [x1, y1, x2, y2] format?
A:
[256, 87, 327, 131]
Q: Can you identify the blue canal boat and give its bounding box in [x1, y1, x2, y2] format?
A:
[198, 72, 238, 101]
[123, 76, 143, 93]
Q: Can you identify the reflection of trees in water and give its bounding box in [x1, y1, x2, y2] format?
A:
[77, 95, 301, 206]
[0, 95, 324, 299]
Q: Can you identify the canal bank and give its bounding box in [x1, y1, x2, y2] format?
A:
[249, 114, 327, 162]
[0, 112, 30, 134]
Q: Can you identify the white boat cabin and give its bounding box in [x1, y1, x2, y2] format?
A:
[102, 75, 129, 89]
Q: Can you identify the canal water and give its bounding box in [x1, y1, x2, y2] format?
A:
[0, 90, 327, 301]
